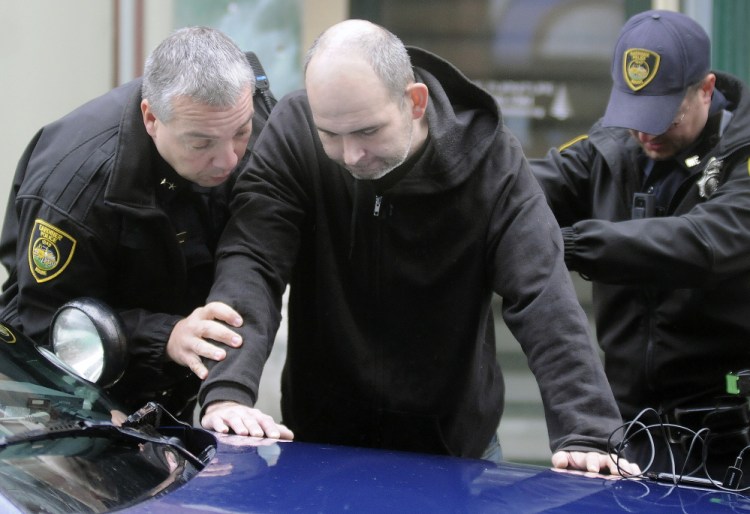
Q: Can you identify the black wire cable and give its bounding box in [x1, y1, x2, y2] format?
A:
[608, 407, 750, 493]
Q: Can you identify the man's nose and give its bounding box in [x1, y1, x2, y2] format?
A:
[636, 131, 658, 142]
[213, 140, 240, 170]
[342, 137, 365, 166]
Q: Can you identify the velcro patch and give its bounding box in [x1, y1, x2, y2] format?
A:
[623, 48, 660, 91]
[28, 219, 77, 283]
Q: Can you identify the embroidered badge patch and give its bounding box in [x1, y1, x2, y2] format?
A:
[28, 219, 77, 283]
[623, 48, 660, 91]
[0, 324, 16, 344]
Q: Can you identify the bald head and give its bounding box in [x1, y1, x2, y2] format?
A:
[308, 19, 378, 53]
[304, 19, 414, 100]
[303, 20, 430, 181]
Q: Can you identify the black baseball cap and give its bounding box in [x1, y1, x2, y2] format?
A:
[602, 10, 711, 135]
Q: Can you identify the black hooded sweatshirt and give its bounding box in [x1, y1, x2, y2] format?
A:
[201, 47, 623, 458]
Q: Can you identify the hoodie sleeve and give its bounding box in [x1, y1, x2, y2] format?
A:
[488, 135, 624, 453]
[199, 92, 313, 411]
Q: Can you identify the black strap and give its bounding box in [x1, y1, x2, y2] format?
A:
[244, 51, 276, 113]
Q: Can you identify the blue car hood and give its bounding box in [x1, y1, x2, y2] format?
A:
[124, 434, 750, 513]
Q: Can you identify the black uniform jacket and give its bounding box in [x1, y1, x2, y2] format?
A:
[0, 79, 239, 413]
[200, 47, 625, 458]
[531, 72, 750, 420]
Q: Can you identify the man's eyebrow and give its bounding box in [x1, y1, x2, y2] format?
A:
[317, 124, 380, 136]
[233, 112, 254, 135]
[182, 131, 217, 140]
[182, 112, 254, 139]
[240, 111, 254, 130]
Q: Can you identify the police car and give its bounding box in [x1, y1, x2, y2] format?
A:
[0, 299, 746, 513]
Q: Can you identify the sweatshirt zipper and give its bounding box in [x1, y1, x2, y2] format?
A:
[372, 193, 385, 444]
[373, 195, 383, 217]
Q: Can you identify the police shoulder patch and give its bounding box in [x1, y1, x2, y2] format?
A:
[0, 324, 16, 344]
[28, 219, 77, 283]
[623, 48, 660, 91]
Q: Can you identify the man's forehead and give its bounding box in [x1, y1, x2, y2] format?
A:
[306, 50, 381, 90]
[308, 62, 392, 118]
[309, 88, 396, 135]
[170, 90, 254, 127]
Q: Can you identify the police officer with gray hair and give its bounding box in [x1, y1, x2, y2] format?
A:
[0, 27, 279, 424]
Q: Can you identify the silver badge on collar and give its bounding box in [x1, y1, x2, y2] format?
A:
[697, 157, 723, 199]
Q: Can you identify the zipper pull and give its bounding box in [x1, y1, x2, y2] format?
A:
[373, 195, 382, 217]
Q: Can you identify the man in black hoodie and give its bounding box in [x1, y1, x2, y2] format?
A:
[198, 19, 637, 474]
[532, 10, 750, 484]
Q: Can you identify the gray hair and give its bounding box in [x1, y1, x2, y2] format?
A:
[304, 20, 414, 101]
[142, 26, 255, 121]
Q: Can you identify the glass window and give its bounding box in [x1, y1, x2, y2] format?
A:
[351, 0, 636, 157]
[174, 0, 303, 98]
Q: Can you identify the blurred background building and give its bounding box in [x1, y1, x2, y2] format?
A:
[1, 0, 748, 465]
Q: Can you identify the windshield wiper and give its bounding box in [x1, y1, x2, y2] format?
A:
[0, 415, 206, 468]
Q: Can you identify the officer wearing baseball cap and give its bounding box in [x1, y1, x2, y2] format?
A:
[532, 9, 750, 487]
[602, 10, 711, 135]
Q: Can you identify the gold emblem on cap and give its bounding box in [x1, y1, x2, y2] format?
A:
[623, 48, 660, 91]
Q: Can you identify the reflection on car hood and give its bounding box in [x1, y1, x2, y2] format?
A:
[0, 429, 199, 513]
[124, 434, 750, 513]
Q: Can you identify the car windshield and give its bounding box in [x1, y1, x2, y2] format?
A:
[0, 322, 203, 513]
[0, 322, 118, 438]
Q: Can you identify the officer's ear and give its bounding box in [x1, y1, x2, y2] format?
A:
[141, 99, 158, 137]
[699, 73, 717, 103]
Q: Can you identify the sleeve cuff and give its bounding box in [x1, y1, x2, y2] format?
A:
[200, 383, 257, 417]
[560, 226, 577, 268]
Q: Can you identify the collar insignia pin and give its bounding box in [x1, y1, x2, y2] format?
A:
[160, 178, 176, 190]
